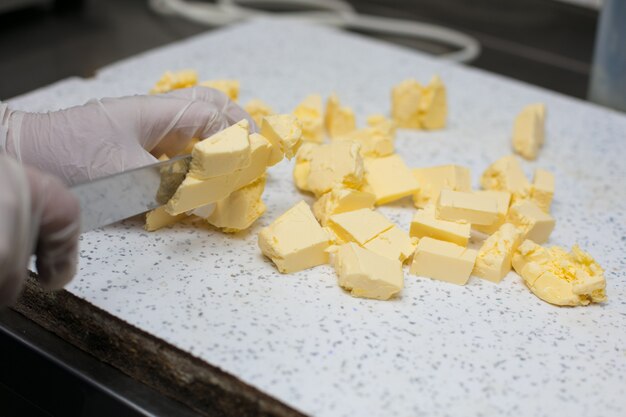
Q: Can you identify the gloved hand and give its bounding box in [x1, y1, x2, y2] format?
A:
[0, 155, 80, 307]
[3, 86, 256, 185]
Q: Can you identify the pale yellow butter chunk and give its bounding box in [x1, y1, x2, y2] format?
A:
[312, 186, 376, 226]
[472, 223, 524, 283]
[472, 190, 512, 235]
[199, 79, 240, 101]
[261, 114, 303, 166]
[507, 200, 555, 244]
[327, 208, 394, 246]
[412, 164, 471, 208]
[530, 168, 554, 212]
[150, 69, 198, 94]
[189, 120, 251, 179]
[367, 114, 397, 136]
[292, 142, 317, 192]
[325, 93, 356, 138]
[258, 201, 330, 273]
[145, 206, 186, 232]
[334, 243, 403, 300]
[233, 133, 272, 190]
[294, 94, 324, 143]
[410, 205, 471, 246]
[480, 155, 530, 202]
[512, 103, 545, 160]
[512, 240, 607, 306]
[362, 154, 420, 205]
[391, 79, 422, 129]
[410, 237, 477, 285]
[335, 127, 394, 158]
[419, 75, 447, 130]
[205, 177, 266, 233]
[363, 226, 415, 263]
[306, 141, 365, 197]
[165, 172, 240, 215]
[245, 99, 274, 127]
[436, 189, 499, 226]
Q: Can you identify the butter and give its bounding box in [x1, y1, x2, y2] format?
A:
[335, 127, 394, 158]
[165, 171, 240, 215]
[472, 223, 524, 283]
[292, 142, 318, 192]
[480, 155, 530, 202]
[306, 141, 365, 197]
[363, 226, 415, 263]
[334, 243, 403, 300]
[419, 75, 447, 130]
[233, 132, 272, 190]
[512, 103, 545, 160]
[436, 189, 499, 226]
[412, 164, 471, 208]
[312, 186, 376, 226]
[391, 79, 422, 129]
[199, 79, 240, 101]
[261, 114, 303, 166]
[410, 205, 471, 246]
[189, 120, 251, 179]
[512, 240, 607, 306]
[327, 208, 393, 246]
[325, 93, 356, 138]
[362, 154, 420, 205]
[205, 176, 266, 233]
[245, 99, 274, 127]
[472, 190, 512, 235]
[507, 200, 555, 244]
[150, 69, 198, 94]
[530, 168, 554, 212]
[293, 94, 324, 143]
[258, 201, 330, 273]
[367, 114, 397, 136]
[145, 206, 186, 231]
[410, 237, 477, 285]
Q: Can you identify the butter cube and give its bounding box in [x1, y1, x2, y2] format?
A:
[233, 133, 272, 190]
[261, 114, 303, 166]
[327, 208, 393, 246]
[391, 79, 422, 129]
[512, 103, 545, 160]
[190, 120, 251, 179]
[362, 154, 420, 205]
[472, 223, 524, 283]
[145, 206, 186, 232]
[512, 240, 607, 306]
[312, 186, 376, 226]
[363, 226, 415, 262]
[325, 93, 356, 138]
[306, 141, 365, 197]
[335, 243, 403, 300]
[436, 189, 499, 226]
[472, 190, 512, 235]
[199, 79, 240, 101]
[245, 99, 274, 127]
[165, 172, 240, 215]
[204, 176, 266, 233]
[258, 201, 330, 273]
[507, 200, 555, 244]
[367, 114, 397, 136]
[412, 164, 471, 208]
[292, 142, 317, 192]
[480, 155, 530, 202]
[150, 69, 198, 94]
[419, 75, 447, 130]
[335, 127, 394, 158]
[530, 168, 554, 212]
[410, 237, 477, 285]
[410, 205, 471, 246]
[294, 94, 324, 143]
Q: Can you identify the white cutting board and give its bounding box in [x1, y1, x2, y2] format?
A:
[9, 19, 626, 417]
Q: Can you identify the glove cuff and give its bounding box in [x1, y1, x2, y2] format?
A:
[0, 102, 8, 153]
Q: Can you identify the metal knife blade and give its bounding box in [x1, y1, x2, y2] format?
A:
[71, 155, 191, 232]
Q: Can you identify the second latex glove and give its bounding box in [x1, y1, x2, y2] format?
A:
[3, 87, 255, 185]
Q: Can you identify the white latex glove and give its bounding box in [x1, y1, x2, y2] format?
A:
[0, 155, 80, 307]
[2, 87, 256, 185]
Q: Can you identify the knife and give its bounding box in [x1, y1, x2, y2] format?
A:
[71, 155, 191, 232]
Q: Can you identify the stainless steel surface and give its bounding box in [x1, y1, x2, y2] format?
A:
[71, 155, 191, 232]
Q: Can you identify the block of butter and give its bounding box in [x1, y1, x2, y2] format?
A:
[325, 93, 356, 139]
[512, 240, 607, 306]
[418, 75, 447, 130]
[245, 99, 274, 127]
[530, 168, 554, 212]
[292, 142, 317, 192]
[261, 114, 303, 166]
[205, 176, 266, 233]
[391, 79, 422, 129]
[258, 201, 330, 273]
[293, 94, 324, 143]
[410, 237, 477, 285]
[472, 190, 512, 235]
[327, 208, 393, 246]
[199, 79, 240, 101]
[335, 127, 394, 158]
[334, 243, 404, 300]
[145, 206, 186, 232]
[150, 69, 198, 94]
[410, 205, 471, 246]
[436, 189, 499, 226]
[233, 132, 272, 190]
[362, 154, 420, 205]
[412, 164, 471, 208]
[367, 114, 397, 136]
[507, 200, 555, 244]
[472, 223, 524, 283]
[165, 171, 241, 215]
[189, 120, 251, 179]
[312, 186, 376, 226]
[363, 226, 416, 263]
[306, 141, 365, 197]
[480, 155, 530, 202]
[512, 103, 545, 160]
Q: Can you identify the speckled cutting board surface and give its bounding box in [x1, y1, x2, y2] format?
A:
[9, 19, 626, 417]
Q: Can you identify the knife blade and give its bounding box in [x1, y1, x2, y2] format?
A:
[71, 155, 191, 232]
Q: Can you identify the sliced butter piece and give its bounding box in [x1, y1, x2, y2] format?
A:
[261, 114, 303, 166]
[419, 75, 447, 130]
[512, 103, 545, 160]
[507, 200, 555, 244]
[165, 172, 240, 215]
[145, 206, 186, 232]
[412, 164, 471, 208]
[367, 114, 397, 136]
[306, 141, 364, 197]
[410, 205, 471, 246]
[480, 155, 530, 203]
[325, 93, 356, 139]
[391, 79, 422, 129]
[294, 94, 324, 143]
[362, 154, 419, 205]
[363, 226, 415, 263]
[436, 189, 499, 226]
[335, 127, 394, 158]
[472, 223, 524, 283]
[530, 168, 554, 212]
[472, 190, 512, 235]
[312, 186, 376, 226]
[150, 69, 198, 94]
[327, 208, 393, 246]
[205, 176, 266, 233]
[410, 237, 477, 285]
[245, 99, 274, 127]
[199, 79, 240, 101]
